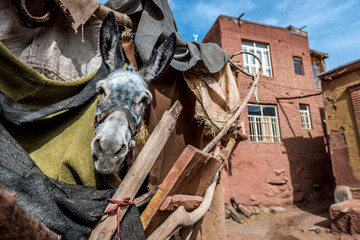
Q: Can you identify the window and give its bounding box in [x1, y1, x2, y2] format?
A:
[242, 40, 272, 77]
[248, 104, 280, 142]
[299, 104, 311, 129]
[312, 62, 321, 86]
[293, 57, 304, 75]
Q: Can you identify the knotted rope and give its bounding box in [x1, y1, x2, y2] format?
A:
[90, 197, 134, 240]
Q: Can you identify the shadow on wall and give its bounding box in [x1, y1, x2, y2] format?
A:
[282, 136, 334, 204]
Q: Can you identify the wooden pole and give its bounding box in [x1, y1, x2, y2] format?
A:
[147, 174, 218, 240]
[94, 5, 138, 30]
[89, 101, 182, 240]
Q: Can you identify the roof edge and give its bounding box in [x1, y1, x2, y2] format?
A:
[318, 59, 360, 80]
[219, 14, 308, 38]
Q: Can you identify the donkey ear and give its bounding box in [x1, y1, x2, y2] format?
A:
[139, 33, 176, 84]
[99, 12, 126, 73]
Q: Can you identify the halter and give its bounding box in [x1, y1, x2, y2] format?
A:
[94, 105, 139, 137]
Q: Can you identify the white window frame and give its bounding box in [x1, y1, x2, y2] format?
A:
[242, 40, 272, 77]
[248, 104, 280, 142]
[300, 104, 312, 129]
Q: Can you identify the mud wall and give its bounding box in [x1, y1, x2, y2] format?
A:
[322, 70, 360, 186]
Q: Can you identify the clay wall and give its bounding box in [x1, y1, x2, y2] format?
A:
[321, 69, 360, 187]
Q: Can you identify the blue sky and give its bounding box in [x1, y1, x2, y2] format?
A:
[99, 0, 359, 70]
[169, 0, 360, 71]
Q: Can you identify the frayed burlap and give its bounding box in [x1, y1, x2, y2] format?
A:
[184, 62, 241, 134]
[54, 0, 100, 32]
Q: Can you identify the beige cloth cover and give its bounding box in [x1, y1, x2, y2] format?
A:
[0, 1, 102, 82]
[184, 63, 241, 134]
[54, 0, 100, 32]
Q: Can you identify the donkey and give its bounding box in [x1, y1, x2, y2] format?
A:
[91, 13, 176, 175]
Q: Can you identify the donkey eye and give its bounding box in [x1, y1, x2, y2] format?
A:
[98, 87, 106, 96]
[140, 96, 150, 105]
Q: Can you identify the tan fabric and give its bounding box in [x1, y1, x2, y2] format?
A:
[184, 62, 241, 134]
[0, 1, 102, 82]
[54, 0, 100, 32]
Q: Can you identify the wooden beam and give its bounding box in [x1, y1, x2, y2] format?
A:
[94, 4, 138, 30]
[160, 194, 204, 211]
[89, 101, 182, 240]
[147, 175, 218, 240]
[140, 145, 222, 236]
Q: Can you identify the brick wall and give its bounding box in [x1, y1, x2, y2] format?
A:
[203, 16, 333, 206]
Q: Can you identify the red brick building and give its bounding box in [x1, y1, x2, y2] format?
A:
[203, 15, 333, 206]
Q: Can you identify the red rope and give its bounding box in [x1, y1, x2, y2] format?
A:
[216, 142, 226, 149]
[222, 156, 229, 171]
[90, 197, 134, 240]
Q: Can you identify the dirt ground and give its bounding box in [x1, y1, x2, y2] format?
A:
[225, 200, 356, 240]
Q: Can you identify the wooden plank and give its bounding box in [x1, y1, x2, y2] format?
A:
[89, 101, 182, 240]
[147, 175, 218, 240]
[140, 145, 222, 236]
[160, 194, 203, 211]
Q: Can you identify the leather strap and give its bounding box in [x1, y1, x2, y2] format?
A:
[94, 105, 138, 136]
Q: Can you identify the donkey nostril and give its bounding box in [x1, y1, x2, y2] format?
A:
[92, 154, 98, 161]
[96, 139, 102, 153]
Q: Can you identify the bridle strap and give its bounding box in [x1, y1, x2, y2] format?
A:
[94, 105, 138, 135]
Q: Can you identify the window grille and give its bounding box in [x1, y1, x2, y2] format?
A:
[248, 104, 280, 142]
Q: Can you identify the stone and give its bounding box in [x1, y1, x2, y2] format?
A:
[273, 169, 285, 176]
[250, 206, 260, 215]
[281, 193, 291, 199]
[259, 206, 270, 214]
[267, 177, 288, 185]
[270, 206, 286, 213]
[330, 199, 360, 234]
[334, 185, 353, 203]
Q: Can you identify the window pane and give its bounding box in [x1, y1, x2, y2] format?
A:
[256, 49, 262, 60]
[250, 66, 257, 74]
[263, 106, 276, 116]
[263, 51, 270, 67]
[244, 66, 250, 73]
[293, 59, 301, 64]
[248, 105, 261, 115]
[249, 49, 255, 64]
[256, 43, 268, 49]
[242, 41, 253, 47]
[299, 104, 308, 111]
[265, 68, 271, 77]
[243, 53, 248, 64]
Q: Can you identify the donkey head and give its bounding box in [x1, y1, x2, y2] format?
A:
[92, 13, 176, 175]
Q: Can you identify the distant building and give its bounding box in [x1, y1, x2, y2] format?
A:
[318, 59, 360, 190]
[203, 15, 332, 205]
